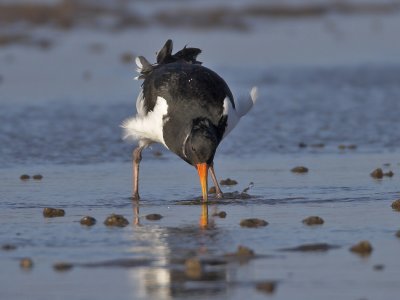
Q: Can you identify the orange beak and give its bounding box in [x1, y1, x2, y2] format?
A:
[196, 163, 209, 202]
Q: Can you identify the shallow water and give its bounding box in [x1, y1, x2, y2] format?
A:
[1, 12, 400, 299]
[1, 65, 400, 168]
[1, 152, 400, 300]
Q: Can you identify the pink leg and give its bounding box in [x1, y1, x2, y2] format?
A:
[209, 163, 223, 198]
[132, 146, 144, 200]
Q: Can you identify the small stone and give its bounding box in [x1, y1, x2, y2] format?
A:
[80, 216, 96, 226]
[256, 281, 276, 294]
[88, 42, 104, 54]
[302, 216, 324, 226]
[383, 163, 391, 167]
[240, 218, 268, 228]
[338, 144, 346, 150]
[349, 240, 373, 256]
[37, 39, 52, 50]
[43, 207, 65, 218]
[298, 142, 307, 148]
[208, 186, 216, 194]
[20, 258, 34, 269]
[145, 214, 163, 221]
[395, 230, 400, 238]
[291, 166, 309, 173]
[120, 52, 134, 64]
[53, 262, 73, 272]
[391, 199, 400, 211]
[370, 168, 383, 179]
[153, 150, 162, 157]
[236, 245, 255, 256]
[347, 144, 357, 149]
[212, 211, 227, 218]
[20, 174, 30, 180]
[32, 174, 43, 180]
[185, 258, 203, 279]
[311, 143, 325, 148]
[373, 264, 385, 271]
[220, 178, 238, 186]
[2, 244, 17, 251]
[104, 214, 129, 227]
[383, 171, 394, 177]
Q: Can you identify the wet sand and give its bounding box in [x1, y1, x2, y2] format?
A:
[1, 153, 399, 300]
[1, 1, 400, 298]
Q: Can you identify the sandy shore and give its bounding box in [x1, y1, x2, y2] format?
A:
[1, 153, 399, 299]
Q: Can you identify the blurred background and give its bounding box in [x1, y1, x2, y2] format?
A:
[1, 0, 400, 166]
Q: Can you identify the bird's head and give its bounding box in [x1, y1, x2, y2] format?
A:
[184, 118, 219, 202]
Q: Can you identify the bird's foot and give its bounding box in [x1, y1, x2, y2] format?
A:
[216, 192, 223, 199]
[131, 193, 140, 201]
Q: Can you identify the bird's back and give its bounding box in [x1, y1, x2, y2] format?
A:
[142, 63, 233, 159]
[122, 40, 257, 160]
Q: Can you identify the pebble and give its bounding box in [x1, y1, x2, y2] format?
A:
[349, 240, 373, 256]
[43, 207, 65, 218]
[373, 264, 385, 271]
[120, 52, 134, 64]
[220, 178, 238, 185]
[80, 216, 96, 226]
[236, 245, 255, 257]
[255, 281, 276, 294]
[212, 211, 227, 218]
[20, 174, 30, 180]
[53, 262, 74, 272]
[384, 171, 394, 177]
[311, 143, 325, 148]
[32, 174, 43, 180]
[145, 213, 163, 221]
[240, 218, 268, 228]
[153, 150, 162, 157]
[104, 214, 129, 227]
[302, 216, 324, 225]
[395, 230, 400, 238]
[291, 166, 309, 173]
[370, 168, 383, 179]
[20, 258, 34, 269]
[298, 142, 307, 148]
[2, 244, 17, 251]
[208, 186, 216, 194]
[391, 199, 400, 211]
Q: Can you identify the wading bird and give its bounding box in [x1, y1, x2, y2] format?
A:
[122, 40, 257, 202]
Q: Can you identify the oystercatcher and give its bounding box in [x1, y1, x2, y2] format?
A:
[122, 40, 257, 202]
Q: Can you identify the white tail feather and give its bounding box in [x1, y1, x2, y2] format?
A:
[135, 56, 143, 73]
[121, 97, 169, 147]
[235, 86, 258, 117]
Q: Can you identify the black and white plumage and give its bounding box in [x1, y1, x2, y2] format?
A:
[122, 40, 257, 202]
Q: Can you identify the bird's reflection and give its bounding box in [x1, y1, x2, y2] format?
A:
[132, 199, 212, 229]
[128, 199, 230, 299]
